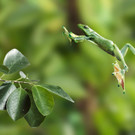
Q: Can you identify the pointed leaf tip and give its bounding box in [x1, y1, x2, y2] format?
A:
[39, 84, 74, 103]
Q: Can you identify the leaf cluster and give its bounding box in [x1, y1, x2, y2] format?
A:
[0, 49, 74, 127]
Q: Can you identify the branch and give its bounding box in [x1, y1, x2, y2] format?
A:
[0, 78, 36, 85]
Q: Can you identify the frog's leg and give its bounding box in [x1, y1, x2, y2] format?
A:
[115, 43, 135, 93]
[63, 26, 90, 43]
[120, 43, 135, 71]
[117, 43, 135, 94]
[63, 26, 72, 42]
[68, 32, 89, 43]
[121, 43, 135, 57]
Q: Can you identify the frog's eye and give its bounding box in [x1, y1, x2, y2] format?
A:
[83, 26, 88, 29]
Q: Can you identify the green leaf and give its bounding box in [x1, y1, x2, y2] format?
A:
[0, 82, 16, 110]
[24, 91, 45, 127]
[19, 71, 27, 79]
[7, 88, 30, 121]
[3, 49, 30, 74]
[0, 65, 9, 74]
[32, 85, 54, 116]
[40, 84, 74, 103]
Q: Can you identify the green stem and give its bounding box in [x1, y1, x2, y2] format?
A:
[0, 78, 36, 85]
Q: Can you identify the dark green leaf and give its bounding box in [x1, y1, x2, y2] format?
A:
[0, 65, 9, 74]
[0, 82, 16, 110]
[3, 49, 30, 74]
[24, 91, 45, 127]
[7, 88, 30, 121]
[40, 84, 74, 103]
[32, 85, 54, 116]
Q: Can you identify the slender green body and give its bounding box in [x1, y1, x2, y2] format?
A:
[77, 24, 127, 66]
[78, 25, 115, 56]
[63, 24, 135, 93]
[88, 32, 115, 56]
[64, 24, 135, 71]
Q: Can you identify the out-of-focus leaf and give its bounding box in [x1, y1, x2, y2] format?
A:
[93, 109, 118, 135]
[7, 88, 30, 121]
[3, 49, 30, 74]
[0, 82, 16, 110]
[126, 79, 135, 104]
[40, 84, 74, 103]
[104, 86, 133, 128]
[32, 85, 54, 116]
[2, 3, 41, 29]
[78, 0, 113, 33]
[0, 65, 9, 74]
[24, 91, 45, 127]
[70, 43, 113, 87]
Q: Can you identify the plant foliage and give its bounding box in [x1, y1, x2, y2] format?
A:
[0, 49, 74, 127]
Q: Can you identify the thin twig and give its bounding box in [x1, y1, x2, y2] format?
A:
[0, 79, 36, 85]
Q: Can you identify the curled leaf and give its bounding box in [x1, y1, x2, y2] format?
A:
[0, 82, 16, 110]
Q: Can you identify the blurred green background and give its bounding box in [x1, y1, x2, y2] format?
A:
[0, 0, 135, 135]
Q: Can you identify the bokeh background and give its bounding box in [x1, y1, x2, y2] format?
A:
[0, 0, 135, 135]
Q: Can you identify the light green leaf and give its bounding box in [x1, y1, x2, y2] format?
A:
[0, 82, 16, 110]
[7, 88, 30, 121]
[0, 65, 9, 74]
[40, 84, 74, 103]
[19, 71, 27, 79]
[3, 49, 30, 74]
[32, 85, 54, 116]
[24, 91, 45, 127]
